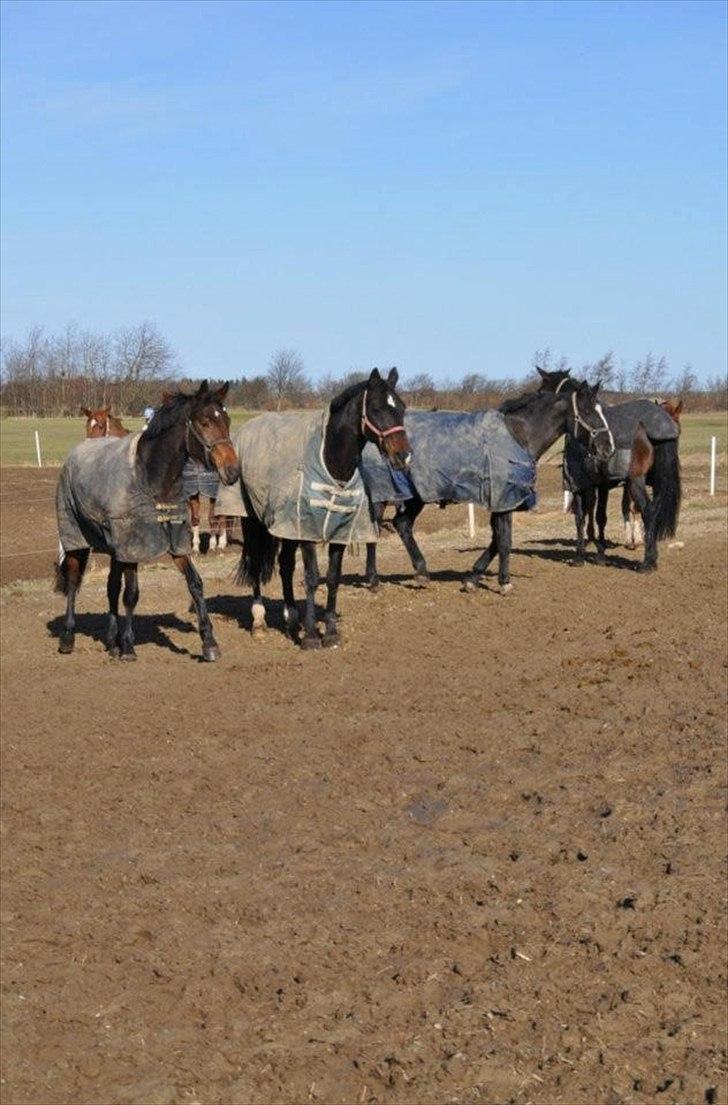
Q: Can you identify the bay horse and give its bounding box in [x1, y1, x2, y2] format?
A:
[361, 381, 614, 595]
[55, 382, 239, 661]
[236, 368, 411, 649]
[82, 407, 130, 438]
[183, 459, 233, 554]
[536, 368, 682, 570]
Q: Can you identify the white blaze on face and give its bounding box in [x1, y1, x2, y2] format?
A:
[387, 394, 396, 408]
[89, 418, 97, 429]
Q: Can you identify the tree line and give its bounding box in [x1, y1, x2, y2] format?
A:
[1, 324, 726, 417]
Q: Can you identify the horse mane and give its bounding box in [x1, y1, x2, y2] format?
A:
[499, 389, 548, 415]
[329, 379, 367, 414]
[142, 391, 192, 439]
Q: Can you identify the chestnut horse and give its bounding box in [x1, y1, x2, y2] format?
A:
[82, 407, 130, 439]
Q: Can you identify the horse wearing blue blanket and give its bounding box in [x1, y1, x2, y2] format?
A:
[359, 381, 615, 594]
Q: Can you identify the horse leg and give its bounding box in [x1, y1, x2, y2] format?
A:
[594, 486, 609, 564]
[573, 489, 592, 565]
[300, 542, 321, 650]
[57, 549, 90, 653]
[366, 502, 385, 591]
[586, 495, 596, 546]
[215, 501, 228, 551]
[105, 556, 123, 657]
[172, 553, 220, 660]
[462, 515, 498, 591]
[629, 477, 657, 572]
[621, 485, 635, 548]
[208, 497, 217, 551]
[189, 494, 201, 553]
[322, 544, 345, 648]
[494, 512, 514, 594]
[279, 539, 300, 641]
[118, 563, 140, 660]
[393, 497, 428, 583]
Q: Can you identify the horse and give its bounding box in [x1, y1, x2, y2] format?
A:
[536, 367, 682, 570]
[360, 380, 615, 595]
[183, 458, 233, 554]
[232, 367, 411, 649]
[55, 381, 239, 661]
[82, 407, 130, 439]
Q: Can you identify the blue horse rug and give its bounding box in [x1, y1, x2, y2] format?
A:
[359, 409, 537, 513]
[214, 410, 379, 544]
[57, 434, 191, 562]
[564, 399, 680, 492]
[182, 458, 220, 500]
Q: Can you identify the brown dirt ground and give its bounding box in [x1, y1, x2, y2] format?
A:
[1, 462, 727, 1105]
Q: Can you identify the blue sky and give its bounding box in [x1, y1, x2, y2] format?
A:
[1, 0, 726, 382]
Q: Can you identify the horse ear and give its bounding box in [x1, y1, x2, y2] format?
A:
[674, 399, 684, 416]
[387, 367, 399, 387]
[195, 379, 208, 397]
[103, 407, 111, 416]
[369, 367, 381, 382]
[81, 407, 91, 418]
[591, 379, 602, 395]
[536, 366, 547, 380]
[213, 382, 230, 402]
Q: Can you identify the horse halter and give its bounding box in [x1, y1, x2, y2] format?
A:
[360, 388, 406, 448]
[555, 376, 571, 394]
[570, 391, 614, 450]
[186, 415, 234, 467]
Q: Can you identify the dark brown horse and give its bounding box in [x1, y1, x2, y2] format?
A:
[622, 399, 683, 547]
[57, 383, 239, 662]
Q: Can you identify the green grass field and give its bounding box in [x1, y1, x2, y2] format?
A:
[0, 408, 725, 467]
[0, 408, 259, 466]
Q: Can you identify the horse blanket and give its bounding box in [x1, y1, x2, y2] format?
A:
[359, 409, 537, 513]
[57, 434, 191, 562]
[564, 399, 680, 492]
[182, 457, 220, 500]
[213, 410, 378, 544]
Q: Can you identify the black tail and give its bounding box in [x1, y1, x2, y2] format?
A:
[235, 516, 279, 587]
[651, 438, 681, 541]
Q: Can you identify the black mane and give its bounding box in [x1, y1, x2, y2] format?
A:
[142, 391, 193, 439]
[499, 390, 551, 415]
[329, 379, 367, 414]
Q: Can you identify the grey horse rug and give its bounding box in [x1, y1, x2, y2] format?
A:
[182, 458, 220, 500]
[564, 399, 680, 491]
[57, 434, 191, 562]
[214, 410, 378, 544]
[359, 409, 537, 512]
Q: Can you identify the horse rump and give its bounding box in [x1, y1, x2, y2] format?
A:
[650, 438, 681, 541]
[235, 516, 280, 587]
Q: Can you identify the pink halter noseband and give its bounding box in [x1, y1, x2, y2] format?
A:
[361, 388, 406, 447]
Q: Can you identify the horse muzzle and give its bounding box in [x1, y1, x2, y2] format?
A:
[212, 443, 241, 485]
[382, 431, 412, 471]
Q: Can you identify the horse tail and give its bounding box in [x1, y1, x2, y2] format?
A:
[651, 438, 681, 541]
[235, 516, 279, 587]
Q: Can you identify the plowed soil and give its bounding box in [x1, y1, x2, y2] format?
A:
[1, 462, 726, 1105]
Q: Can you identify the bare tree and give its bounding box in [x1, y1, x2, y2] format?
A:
[405, 372, 436, 406]
[672, 363, 698, 395]
[266, 348, 309, 410]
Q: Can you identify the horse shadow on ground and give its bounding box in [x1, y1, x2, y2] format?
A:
[517, 538, 641, 572]
[205, 593, 299, 639]
[46, 611, 208, 660]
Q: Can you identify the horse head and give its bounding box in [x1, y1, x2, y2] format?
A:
[186, 381, 240, 486]
[569, 381, 615, 461]
[360, 367, 412, 471]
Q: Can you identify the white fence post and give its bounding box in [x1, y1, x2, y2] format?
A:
[709, 436, 717, 496]
[34, 430, 42, 468]
[467, 502, 475, 538]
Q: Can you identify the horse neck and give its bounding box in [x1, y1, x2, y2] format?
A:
[137, 418, 189, 500]
[504, 394, 569, 459]
[323, 392, 364, 482]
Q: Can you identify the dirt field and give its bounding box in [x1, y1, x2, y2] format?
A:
[1, 460, 726, 1105]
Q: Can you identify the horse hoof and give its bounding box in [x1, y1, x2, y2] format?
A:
[251, 626, 267, 642]
[322, 634, 340, 649]
[106, 644, 120, 659]
[203, 645, 220, 662]
[301, 636, 322, 651]
[120, 650, 137, 662]
[58, 633, 75, 654]
[368, 580, 380, 593]
[461, 578, 477, 593]
[413, 573, 429, 587]
[499, 583, 513, 595]
[636, 561, 657, 573]
[572, 557, 585, 567]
